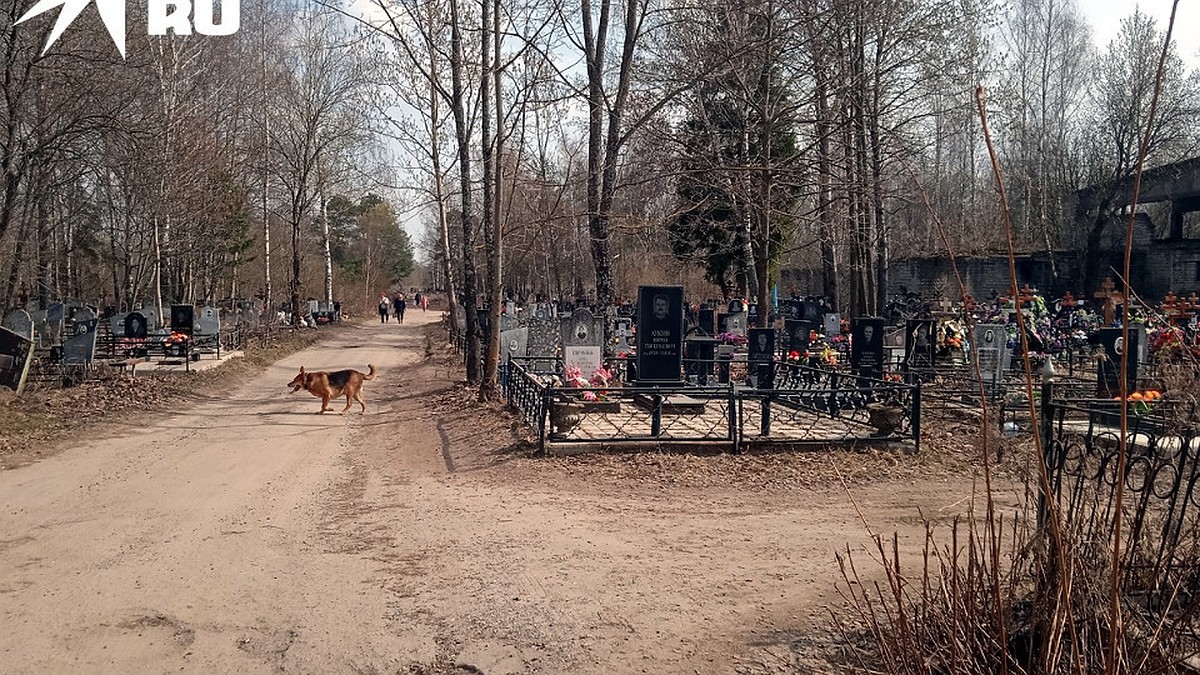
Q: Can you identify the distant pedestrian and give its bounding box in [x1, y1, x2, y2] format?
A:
[378, 294, 391, 323]
[420, 293, 429, 312]
[395, 295, 407, 323]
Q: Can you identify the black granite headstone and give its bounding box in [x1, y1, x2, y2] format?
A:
[781, 299, 803, 322]
[171, 305, 196, 336]
[1097, 326, 1146, 397]
[904, 319, 937, 372]
[124, 312, 148, 340]
[63, 319, 99, 365]
[748, 327, 775, 389]
[685, 337, 717, 385]
[636, 285, 684, 382]
[785, 320, 812, 354]
[851, 317, 885, 380]
[697, 308, 716, 337]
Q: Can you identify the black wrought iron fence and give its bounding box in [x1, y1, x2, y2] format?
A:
[502, 357, 921, 453]
[1042, 397, 1200, 591]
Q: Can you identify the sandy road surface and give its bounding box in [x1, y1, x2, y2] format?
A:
[1, 310, 992, 674]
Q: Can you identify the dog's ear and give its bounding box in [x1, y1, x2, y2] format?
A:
[299, 366, 305, 374]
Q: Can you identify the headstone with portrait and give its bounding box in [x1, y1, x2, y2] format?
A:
[747, 327, 776, 389]
[62, 318, 99, 365]
[0, 325, 34, 392]
[904, 319, 937, 372]
[800, 298, 824, 324]
[171, 305, 196, 336]
[850, 317, 886, 381]
[196, 306, 221, 338]
[823, 313, 841, 337]
[499, 326, 529, 362]
[124, 311, 149, 340]
[613, 317, 633, 354]
[562, 308, 603, 377]
[781, 299, 803, 322]
[1097, 326, 1146, 398]
[723, 311, 748, 337]
[636, 285, 684, 383]
[973, 324, 1009, 389]
[786, 320, 812, 355]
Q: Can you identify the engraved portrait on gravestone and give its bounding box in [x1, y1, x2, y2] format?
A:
[653, 294, 669, 321]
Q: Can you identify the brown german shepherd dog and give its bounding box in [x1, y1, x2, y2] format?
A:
[288, 364, 377, 414]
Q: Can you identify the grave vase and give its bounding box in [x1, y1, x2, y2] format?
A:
[866, 403, 905, 437]
[549, 400, 585, 436]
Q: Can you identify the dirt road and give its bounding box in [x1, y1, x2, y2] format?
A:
[0, 311, 994, 674]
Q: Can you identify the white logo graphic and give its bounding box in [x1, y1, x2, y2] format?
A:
[17, 0, 126, 56]
[17, 0, 240, 58]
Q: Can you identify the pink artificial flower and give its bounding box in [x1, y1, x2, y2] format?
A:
[582, 390, 598, 401]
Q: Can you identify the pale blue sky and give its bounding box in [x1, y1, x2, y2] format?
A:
[1084, 0, 1200, 67]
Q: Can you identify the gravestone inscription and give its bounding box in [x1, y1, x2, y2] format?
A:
[973, 324, 1009, 388]
[851, 317, 886, 380]
[562, 308, 603, 376]
[636, 285, 684, 383]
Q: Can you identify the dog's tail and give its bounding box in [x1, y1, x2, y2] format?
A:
[364, 364, 377, 380]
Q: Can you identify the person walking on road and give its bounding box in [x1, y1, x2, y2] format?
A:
[394, 294, 407, 324]
[378, 294, 391, 323]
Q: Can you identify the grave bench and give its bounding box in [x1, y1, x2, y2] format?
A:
[109, 358, 146, 374]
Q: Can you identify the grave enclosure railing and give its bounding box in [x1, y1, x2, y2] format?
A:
[1040, 393, 1200, 596]
[502, 357, 921, 454]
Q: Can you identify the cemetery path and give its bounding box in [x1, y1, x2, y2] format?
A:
[0, 308, 999, 674]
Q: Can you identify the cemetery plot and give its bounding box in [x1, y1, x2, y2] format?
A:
[504, 356, 920, 453]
